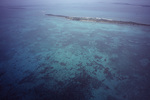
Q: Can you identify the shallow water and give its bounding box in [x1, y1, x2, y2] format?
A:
[0, 3, 150, 100]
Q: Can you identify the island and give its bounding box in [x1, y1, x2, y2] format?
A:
[45, 14, 150, 26]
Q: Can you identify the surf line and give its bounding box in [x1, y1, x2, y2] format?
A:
[45, 14, 150, 26]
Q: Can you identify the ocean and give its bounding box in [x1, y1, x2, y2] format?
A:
[0, 2, 150, 100]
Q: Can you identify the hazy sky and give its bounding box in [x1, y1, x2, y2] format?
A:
[1, 0, 150, 6]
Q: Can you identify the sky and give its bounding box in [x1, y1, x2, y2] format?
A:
[1, 0, 150, 6]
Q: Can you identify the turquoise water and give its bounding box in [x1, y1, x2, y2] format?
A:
[0, 3, 150, 100]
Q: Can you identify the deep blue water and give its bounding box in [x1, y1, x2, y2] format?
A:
[0, 2, 150, 100]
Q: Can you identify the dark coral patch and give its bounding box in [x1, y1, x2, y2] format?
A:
[76, 62, 82, 67]
[74, 69, 106, 90]
[37, 63, 46, 69]
[45, 56, 51, 60]
[103, 68, 114, 80]
[94, 65, 104, 72]
[116, 76, 128, 81]
[60, 62, 66, 66]
[94, 55, 103, 59]
[32, 73, 93, 100]
[49, 60, 59, 64]
[39, 66, 53, 74]
[18, 73, 37, 84]
[91, 79, 105, 89]
[41, 74, 54, 82]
